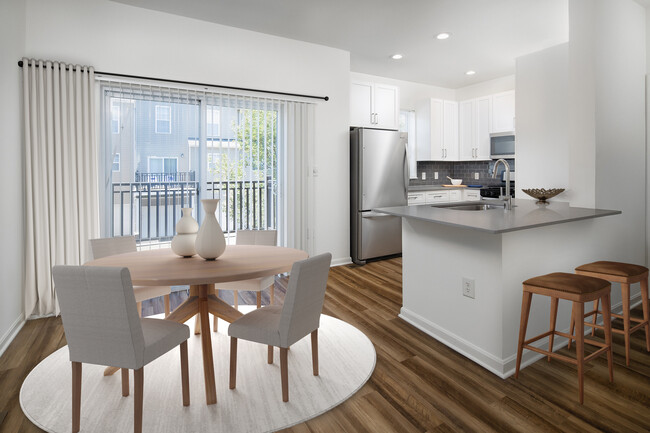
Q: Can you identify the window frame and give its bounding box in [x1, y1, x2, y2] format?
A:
[147, 156, 178, 174]
[110, 100, 121, 134]
[112, 153, 121, 172]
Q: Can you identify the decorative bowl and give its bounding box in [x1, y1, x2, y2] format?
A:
[521, 188, 565, 204]
[449, 178, 462, 185]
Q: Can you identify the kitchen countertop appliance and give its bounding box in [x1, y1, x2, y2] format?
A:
[350, 128, 408, 265]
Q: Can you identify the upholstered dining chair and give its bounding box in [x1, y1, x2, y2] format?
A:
[52, 266, 190, 433]
[196, 230, 278, 334]
[228, 252, 332, 402]
[89, 236, 172, 317]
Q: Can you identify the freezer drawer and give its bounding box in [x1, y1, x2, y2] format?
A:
[355, 212, 402, 262]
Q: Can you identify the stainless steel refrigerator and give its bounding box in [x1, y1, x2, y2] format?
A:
[350, 128, 408, 265]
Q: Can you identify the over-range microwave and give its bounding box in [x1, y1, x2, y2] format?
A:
[490, 132, 515, 159]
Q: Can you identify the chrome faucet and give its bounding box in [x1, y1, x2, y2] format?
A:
[492, 159, 512, 210]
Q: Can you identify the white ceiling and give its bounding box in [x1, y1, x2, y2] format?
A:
[113, 0, 570, 89]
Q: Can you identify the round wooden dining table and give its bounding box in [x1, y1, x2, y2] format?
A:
[85, 245, 308, 405]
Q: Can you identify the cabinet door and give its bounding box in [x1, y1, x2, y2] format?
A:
[463, 189, 481, 201]
[443, 101, 459, 160]
[425, 190, 450, 203]
[407, 192, 425, 205]
[491, 91, 515, 133]
[350, 81, 374, 127]
[430, 100, 445, 160]
[458, 100, 475, 160]
[476, 96, 491, 159]
[374, 84, 399, 129]
[449, 190, 462, 202]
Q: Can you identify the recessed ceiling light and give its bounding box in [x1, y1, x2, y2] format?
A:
[391, 54, 403, 60]
[466, 70, 476, 76]
[436, 32, 451, 40]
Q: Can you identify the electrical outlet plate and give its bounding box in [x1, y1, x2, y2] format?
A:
[434, 172, 439, 180]
[421, 172, 426, 180]
[474, 172, 479, 180]
[462, 277, 475, 299]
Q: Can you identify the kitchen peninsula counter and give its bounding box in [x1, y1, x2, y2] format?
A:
[376, 199, 622, 379]
[375, 199, 620, 234]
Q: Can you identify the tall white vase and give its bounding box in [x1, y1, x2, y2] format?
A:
[171, 208, 198, 257]
[195, 199, 226, 260]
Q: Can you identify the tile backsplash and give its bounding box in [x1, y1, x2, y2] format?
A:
[410, 159, 515, 187]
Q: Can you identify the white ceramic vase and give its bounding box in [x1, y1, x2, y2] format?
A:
[195, 199, 226, 260]
[171, 208, 199, 258]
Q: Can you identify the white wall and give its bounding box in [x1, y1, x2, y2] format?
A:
[455, 75, 515, 102]
[350, 72, 455, 111]
[22, 0, 351, 264]
[0, 0, 26, 354]
[515, 44, 569, 196]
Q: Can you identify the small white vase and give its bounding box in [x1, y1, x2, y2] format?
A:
[176, 208, 199, 234]
[171, 208, 198, 257]
[195, 199, 226, 260]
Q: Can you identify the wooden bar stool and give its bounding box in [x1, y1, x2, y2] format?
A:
[515, 272, 613, 404]
[571, 261, 650, 366]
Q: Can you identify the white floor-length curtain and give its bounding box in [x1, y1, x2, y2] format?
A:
[282, 101, 315, 254]
[22, 58, 100, 318]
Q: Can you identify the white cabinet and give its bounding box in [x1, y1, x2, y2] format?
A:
[491, 91, 515, 133]
[425, 190, 450, 203]
[463, 189, 481, 201]
[449, 190, 462, 202]
[407, 192, 425, 205]
[416, 99, 458, 161]
[459, 97, 491, 160]
[350, 81, 399, 129]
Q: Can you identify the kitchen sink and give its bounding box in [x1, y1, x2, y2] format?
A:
[435, 203, 506, 211]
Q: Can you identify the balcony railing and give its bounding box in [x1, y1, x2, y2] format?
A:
[111, 174, 276, 243]
[135, 170, 196, 183]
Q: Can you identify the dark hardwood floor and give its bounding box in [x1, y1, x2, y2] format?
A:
[2, 258, 650, 432]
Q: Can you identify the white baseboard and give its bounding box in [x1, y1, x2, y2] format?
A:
[331, 257, 352, 267]
[0, 313, 26, 359]
[400, 293, 642, 380]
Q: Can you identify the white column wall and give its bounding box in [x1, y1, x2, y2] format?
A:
[22, 0, 351, 265]
[0, 0, 27, 355]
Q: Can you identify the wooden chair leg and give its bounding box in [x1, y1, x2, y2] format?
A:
[573, 301, 585, 404]
[213, 290, 219, 333]
[137, 302, 142, 318]
[548, 297, 558, 362]
[515, 291, 533, 378]
[622, 283, 631, 366]
[601, 293, 614, 383]
[234, 291, 239, 309]
[311, 330, 319, 376]
[270, 285, 275, 306]
[134, 368, 144, 433]
[72, 362, 82, 433]
[268, 345, 274, 364]
[640, 278, 650, 352]
[590, 298, 599, 336]
[568, 307, 575, 349]
[280, 347, 289, 402]
[256, 292, 262, 308]
[194, 315, 201, 335]
[121, 368, 129, 396]
[229, 337, 237, 390]
[180, 341, 190, 406]
[164, 294, 171, 317]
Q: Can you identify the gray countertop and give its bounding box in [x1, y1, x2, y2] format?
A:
[374, 199, 621, 234]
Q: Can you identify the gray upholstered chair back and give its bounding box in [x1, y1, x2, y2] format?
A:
[52, 266, 146, 369]
[89, 236, 137, 260]
[236, 230, 277, 246]
[279, 253, 332, 347]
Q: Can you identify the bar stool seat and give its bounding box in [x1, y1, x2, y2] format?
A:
[516, 272, 613, 404]
[572, 261, 650, 366]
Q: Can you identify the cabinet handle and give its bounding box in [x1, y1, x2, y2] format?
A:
[375, 113, 379, 124]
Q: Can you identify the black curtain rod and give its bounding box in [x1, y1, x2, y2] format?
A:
[17, 60, 329, 101]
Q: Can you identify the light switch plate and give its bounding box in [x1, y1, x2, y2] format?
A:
[434, 172, 439, 180]
[421, 172, 426, 180]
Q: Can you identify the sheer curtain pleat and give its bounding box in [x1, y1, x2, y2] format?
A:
[22, 58, 99, 318]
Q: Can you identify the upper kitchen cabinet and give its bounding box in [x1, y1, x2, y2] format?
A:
[459, 97, 491, 160]
[416, 98, 458, 161]
[350, 81, 399, 129]
[491, 90, 515, 133]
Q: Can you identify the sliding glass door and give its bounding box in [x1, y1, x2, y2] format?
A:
[102, 85, 280, 245]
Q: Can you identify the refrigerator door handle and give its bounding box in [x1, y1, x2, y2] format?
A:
[403, 141, 409, 199]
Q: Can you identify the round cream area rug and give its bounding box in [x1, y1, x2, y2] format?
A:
[21, 313, 376, 433]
